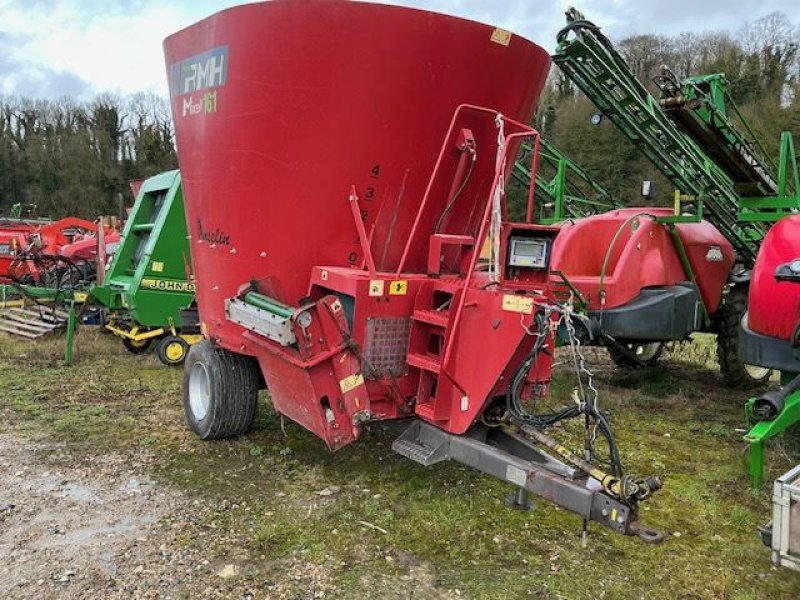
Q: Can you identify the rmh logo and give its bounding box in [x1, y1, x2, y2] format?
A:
[171, 46, 228, 96]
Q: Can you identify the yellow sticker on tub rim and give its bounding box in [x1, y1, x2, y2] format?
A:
[339, 374, 365, 394]
[389, 280, 408, 296]
[369, 280, 385, 297]
[502, 294, 534, 314]
[490, 28, 512, 46]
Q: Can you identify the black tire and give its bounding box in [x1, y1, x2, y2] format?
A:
[41, 266, 64, 289]
[716, 286, 771, 389]
[183, 340, 259, 440]
[156, 335, 189, 367]
[123, 336, 153, 354]
[608, 340, 663, 369]
[59, 261, 94, 288]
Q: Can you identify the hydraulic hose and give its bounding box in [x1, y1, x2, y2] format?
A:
[504, 311, 624, 477]
[435, 148, 477, 234]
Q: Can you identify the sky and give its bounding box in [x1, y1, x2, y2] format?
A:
[0, 0, 797, 100]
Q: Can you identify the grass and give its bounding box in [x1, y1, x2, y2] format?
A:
[1, 328, 800, 598]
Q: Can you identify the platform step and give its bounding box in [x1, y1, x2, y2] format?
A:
[392, 421, 450, 466]
[406, 351, 441, 374]
[431, 233, 474, 245]
[412, 309, 449, 329]
[433, 278, 464, 293]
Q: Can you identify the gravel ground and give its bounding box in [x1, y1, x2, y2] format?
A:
[0, 432, 330, 600]
[0, 431, 456, 600]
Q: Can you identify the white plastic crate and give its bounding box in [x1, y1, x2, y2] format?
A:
[770, 463, 800, 571]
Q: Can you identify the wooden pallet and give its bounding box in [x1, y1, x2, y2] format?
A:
[0, 305, 68, 339]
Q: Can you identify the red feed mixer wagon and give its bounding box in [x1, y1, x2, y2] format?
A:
[165, 1, 661, 540]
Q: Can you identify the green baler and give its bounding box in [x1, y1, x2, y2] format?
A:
[92, 170, 200, 366]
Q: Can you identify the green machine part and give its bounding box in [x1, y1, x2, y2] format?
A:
[512, 136, 622, 224]
[744, 392, 800, 488]
[552, 9, 800, 269]
[656, 71, 800, 221]
[91, 169, 195, 328]
[656, 72, 778, 198]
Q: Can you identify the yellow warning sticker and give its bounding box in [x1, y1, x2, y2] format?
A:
[490, 28, 512, 46]
[389, 280, 408, 296]
[339, 374, 365, 394]
[140, 278, 195, 293]
[502, 294, 533, 314]
[151, 261, 164, 273]
[369, 280, 385, 297]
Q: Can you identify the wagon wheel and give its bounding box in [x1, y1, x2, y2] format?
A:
[183, 341, 260, 440]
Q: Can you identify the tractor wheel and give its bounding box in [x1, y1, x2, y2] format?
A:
[716, 286, 771, 389]
[608, 341, 663, 369]
[156, 335, 189, 367]
[123, 336, 153, 354]
[60, 261, 94, 288]
[183, 340, 259, 440]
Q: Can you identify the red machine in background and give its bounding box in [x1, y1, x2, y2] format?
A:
[0, 222, 37, 280]
[0, 216, 116, 287]
[738, 216, 800, 486]
[741, 216, 800, 373]
[549, 208, 736, 366]
[731, 215, 800, 567]
[166, 1, 660, 540]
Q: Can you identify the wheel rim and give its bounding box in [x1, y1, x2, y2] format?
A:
[130, 339, 148, 348]
[744, 364, 771, 381]
[627, 342, 661, 362]
[165, 342, 185, 362]
[188, 362, 211, 421]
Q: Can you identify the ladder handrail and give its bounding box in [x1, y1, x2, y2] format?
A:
[440, 124, 541, 380]
[398, 104, 541, 395]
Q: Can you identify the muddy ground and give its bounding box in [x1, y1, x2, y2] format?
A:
[1, 329, 800, 599]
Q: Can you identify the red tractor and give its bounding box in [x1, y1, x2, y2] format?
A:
[739, 215, 800, 486]
[733, 215, 800, 568]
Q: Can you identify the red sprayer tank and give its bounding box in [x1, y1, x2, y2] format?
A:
[164, 0, 549, 351]
[549, 208, 733, 312]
